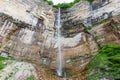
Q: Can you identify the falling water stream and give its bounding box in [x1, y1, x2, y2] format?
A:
[56, 8, 63, 76]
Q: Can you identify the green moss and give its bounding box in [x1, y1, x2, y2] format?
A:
[87, 44, 120, 80]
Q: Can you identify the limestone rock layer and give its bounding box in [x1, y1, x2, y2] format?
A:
[0, 0, 120, 80]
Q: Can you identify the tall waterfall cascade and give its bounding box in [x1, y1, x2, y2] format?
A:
[56, 8, 63, 76]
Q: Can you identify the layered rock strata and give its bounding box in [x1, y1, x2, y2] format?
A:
[0, 0, 120, 79]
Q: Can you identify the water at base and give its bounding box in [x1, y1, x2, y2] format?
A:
[56, 8, 62, 77]
[64, 72, 67, 80]
[57, 69, 62, 76]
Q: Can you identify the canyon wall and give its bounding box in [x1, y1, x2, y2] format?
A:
[0, 0, 55, 61]
[61, 0, 120, 27]
[0, 0, 98, 65]
[0, 0, 120, 79]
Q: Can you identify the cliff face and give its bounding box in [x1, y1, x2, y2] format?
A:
[0, 0, 98, 65]
[89, 16, 120, 47]
[0, 0, 55, 60]
[59, 0, 120, 66]
[0, 0, 120, 80]
[61, 0, 120, 27]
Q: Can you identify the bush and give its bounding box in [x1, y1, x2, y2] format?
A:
[44, 0, 95, 8]
[27, 75, 35, 80]
[86, 0, 94, 3]
[87, 44, 120, 80]
[0, 57, 8, 70]
[53, 1, 76, 9]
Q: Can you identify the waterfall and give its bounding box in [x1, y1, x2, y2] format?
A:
[56, 8, 63, 76]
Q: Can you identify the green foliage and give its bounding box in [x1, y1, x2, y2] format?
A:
[53, 1, 76, 9]
[87, 44, 120, 80]
[0, 56, 8, 70]
[47, 1, 53, 5]
[44, 0, 94, 9]
[93, 18, 111, 27]
[94, 35, 103, 40]
[44, 0, 53, 5]
[84, 27, 91, 32]
[5, 72, 14, 80]
[86, 0, 94, 3]
[27, 75, 35, 80]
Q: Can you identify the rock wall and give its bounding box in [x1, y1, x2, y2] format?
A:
[0, 0, 56, 61]
[89, 16, 120, 47]
[0, 0, 120, 79]
[61, 0, 120, 27]
[0, 0, 99, 65]
[0, 13, 41, 61]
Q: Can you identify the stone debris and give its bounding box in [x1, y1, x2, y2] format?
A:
[0, 61, 38, 80]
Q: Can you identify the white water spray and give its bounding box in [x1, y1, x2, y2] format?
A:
[56, 8, 63, 76]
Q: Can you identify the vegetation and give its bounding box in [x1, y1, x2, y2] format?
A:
[84, 27, 91, 32]
[27, 75, 35, 80]
[44, 0, 53, 5]
[0, 56, 14, 70]
[0, 56, 8, 70]
[93, 18, 111, 27]
[94, 35, 103, 40]
[87, 44, 120, 80]
[44, 0, 94, 8]
[53, 0, 80, 9]
[86, 0, 94, 3]
[5, 72, 14, 80]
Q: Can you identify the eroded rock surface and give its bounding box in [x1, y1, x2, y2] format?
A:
[89, 16, 120, 47]
[0, 0, 120, 80]
[0, 60, 38, 80]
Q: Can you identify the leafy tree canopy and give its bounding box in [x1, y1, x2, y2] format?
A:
[44, 0, 94, 8]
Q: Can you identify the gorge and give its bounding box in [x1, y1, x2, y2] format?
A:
[0, 0, 120, 80]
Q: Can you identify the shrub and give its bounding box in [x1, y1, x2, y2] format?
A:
[0, 57, 8, 70]
[27, 75, 35, 80]
[87, 44, 120, 80]
[44, 0, 94, 8]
